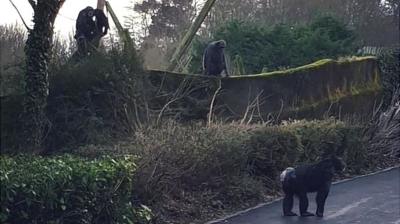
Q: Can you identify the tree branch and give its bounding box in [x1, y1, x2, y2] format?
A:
[9, 0, 32, 30]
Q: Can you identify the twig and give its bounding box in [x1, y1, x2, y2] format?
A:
[208, 79, 222, 126]
[8, 0, 32, 31]
[256, 94, 265, 123]
[323, 102, 334, 119]
[240, 86, 253, 124]
[133, 99, 143, 129]
[157, 97, 183, 124]
[246, 91, 264, 125]
[275, 99, 284, 122]
[241, 90, 264, 124]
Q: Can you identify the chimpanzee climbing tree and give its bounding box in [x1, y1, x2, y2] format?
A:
[23, 0, 65, 151]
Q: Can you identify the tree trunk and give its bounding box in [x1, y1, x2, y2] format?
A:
[168, 0, 217, 71]
[97, 0, 105, 10]
[105, 1, 135, 52]
[23, 0, 65, 152]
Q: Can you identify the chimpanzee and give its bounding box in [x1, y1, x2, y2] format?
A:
[280, 155, 345, 217]
[202, 40, 229, 77]
[93, 9, 109, 37]
[75, 6, 96, 41]
[74, 7, 109, 54]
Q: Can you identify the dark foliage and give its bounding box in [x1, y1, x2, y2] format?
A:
[46, 50, 145, 150]
[190, 16, 358, 74]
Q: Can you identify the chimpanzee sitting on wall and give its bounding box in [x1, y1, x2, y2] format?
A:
[280, 155, 345, 217]
[202, 40, 229, 77]
[74, 6, 109, 56]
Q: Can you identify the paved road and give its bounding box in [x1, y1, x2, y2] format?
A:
[212, 168, 400, 224]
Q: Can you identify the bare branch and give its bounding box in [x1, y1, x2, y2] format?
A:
[208, 79, 222, 126]
[9, 0, 32, 30]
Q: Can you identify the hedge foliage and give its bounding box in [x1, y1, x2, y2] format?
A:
[189, 16, 358, 74]
[0, 155, 151, 224]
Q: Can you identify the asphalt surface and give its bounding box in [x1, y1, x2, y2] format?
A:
[212, 168, 400, 224]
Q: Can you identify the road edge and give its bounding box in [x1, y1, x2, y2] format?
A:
[205, 166, 400, 224]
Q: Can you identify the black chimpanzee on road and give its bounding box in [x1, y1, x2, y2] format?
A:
[74, 6, 109, 56]
[280, 155, 346, 217]
[202, 40, 229, 77]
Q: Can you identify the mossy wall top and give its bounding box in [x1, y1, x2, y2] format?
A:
[147, 56, 382, 119]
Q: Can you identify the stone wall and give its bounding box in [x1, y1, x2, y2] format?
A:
[147, 56, 382, 121]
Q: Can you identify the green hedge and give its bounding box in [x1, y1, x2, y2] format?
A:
[0, 155, 151, 224]
[287, 120, 368, 172]
[245, 119, 368, 179]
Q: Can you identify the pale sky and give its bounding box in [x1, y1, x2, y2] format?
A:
[0, 0, 136, 38]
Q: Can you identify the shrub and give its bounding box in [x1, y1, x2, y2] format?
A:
[74, 119, 375, 223]
[46, 50, 146, 149]
[288, 119, 346, 162]
[247, 126, 302, 179]
[0, 49, 145, 152]
[284, 119, 369, 172]
[0, 155, 151, 224]
[130, 122, 254, 202]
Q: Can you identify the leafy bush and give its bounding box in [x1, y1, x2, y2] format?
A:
[0, 155, 151, 224]
[189, 16, 358, 74]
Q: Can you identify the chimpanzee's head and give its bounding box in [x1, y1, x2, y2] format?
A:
[85, 6, 94, 18]
[215, 40, 226, 48]
[330, 155, 346, 173]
